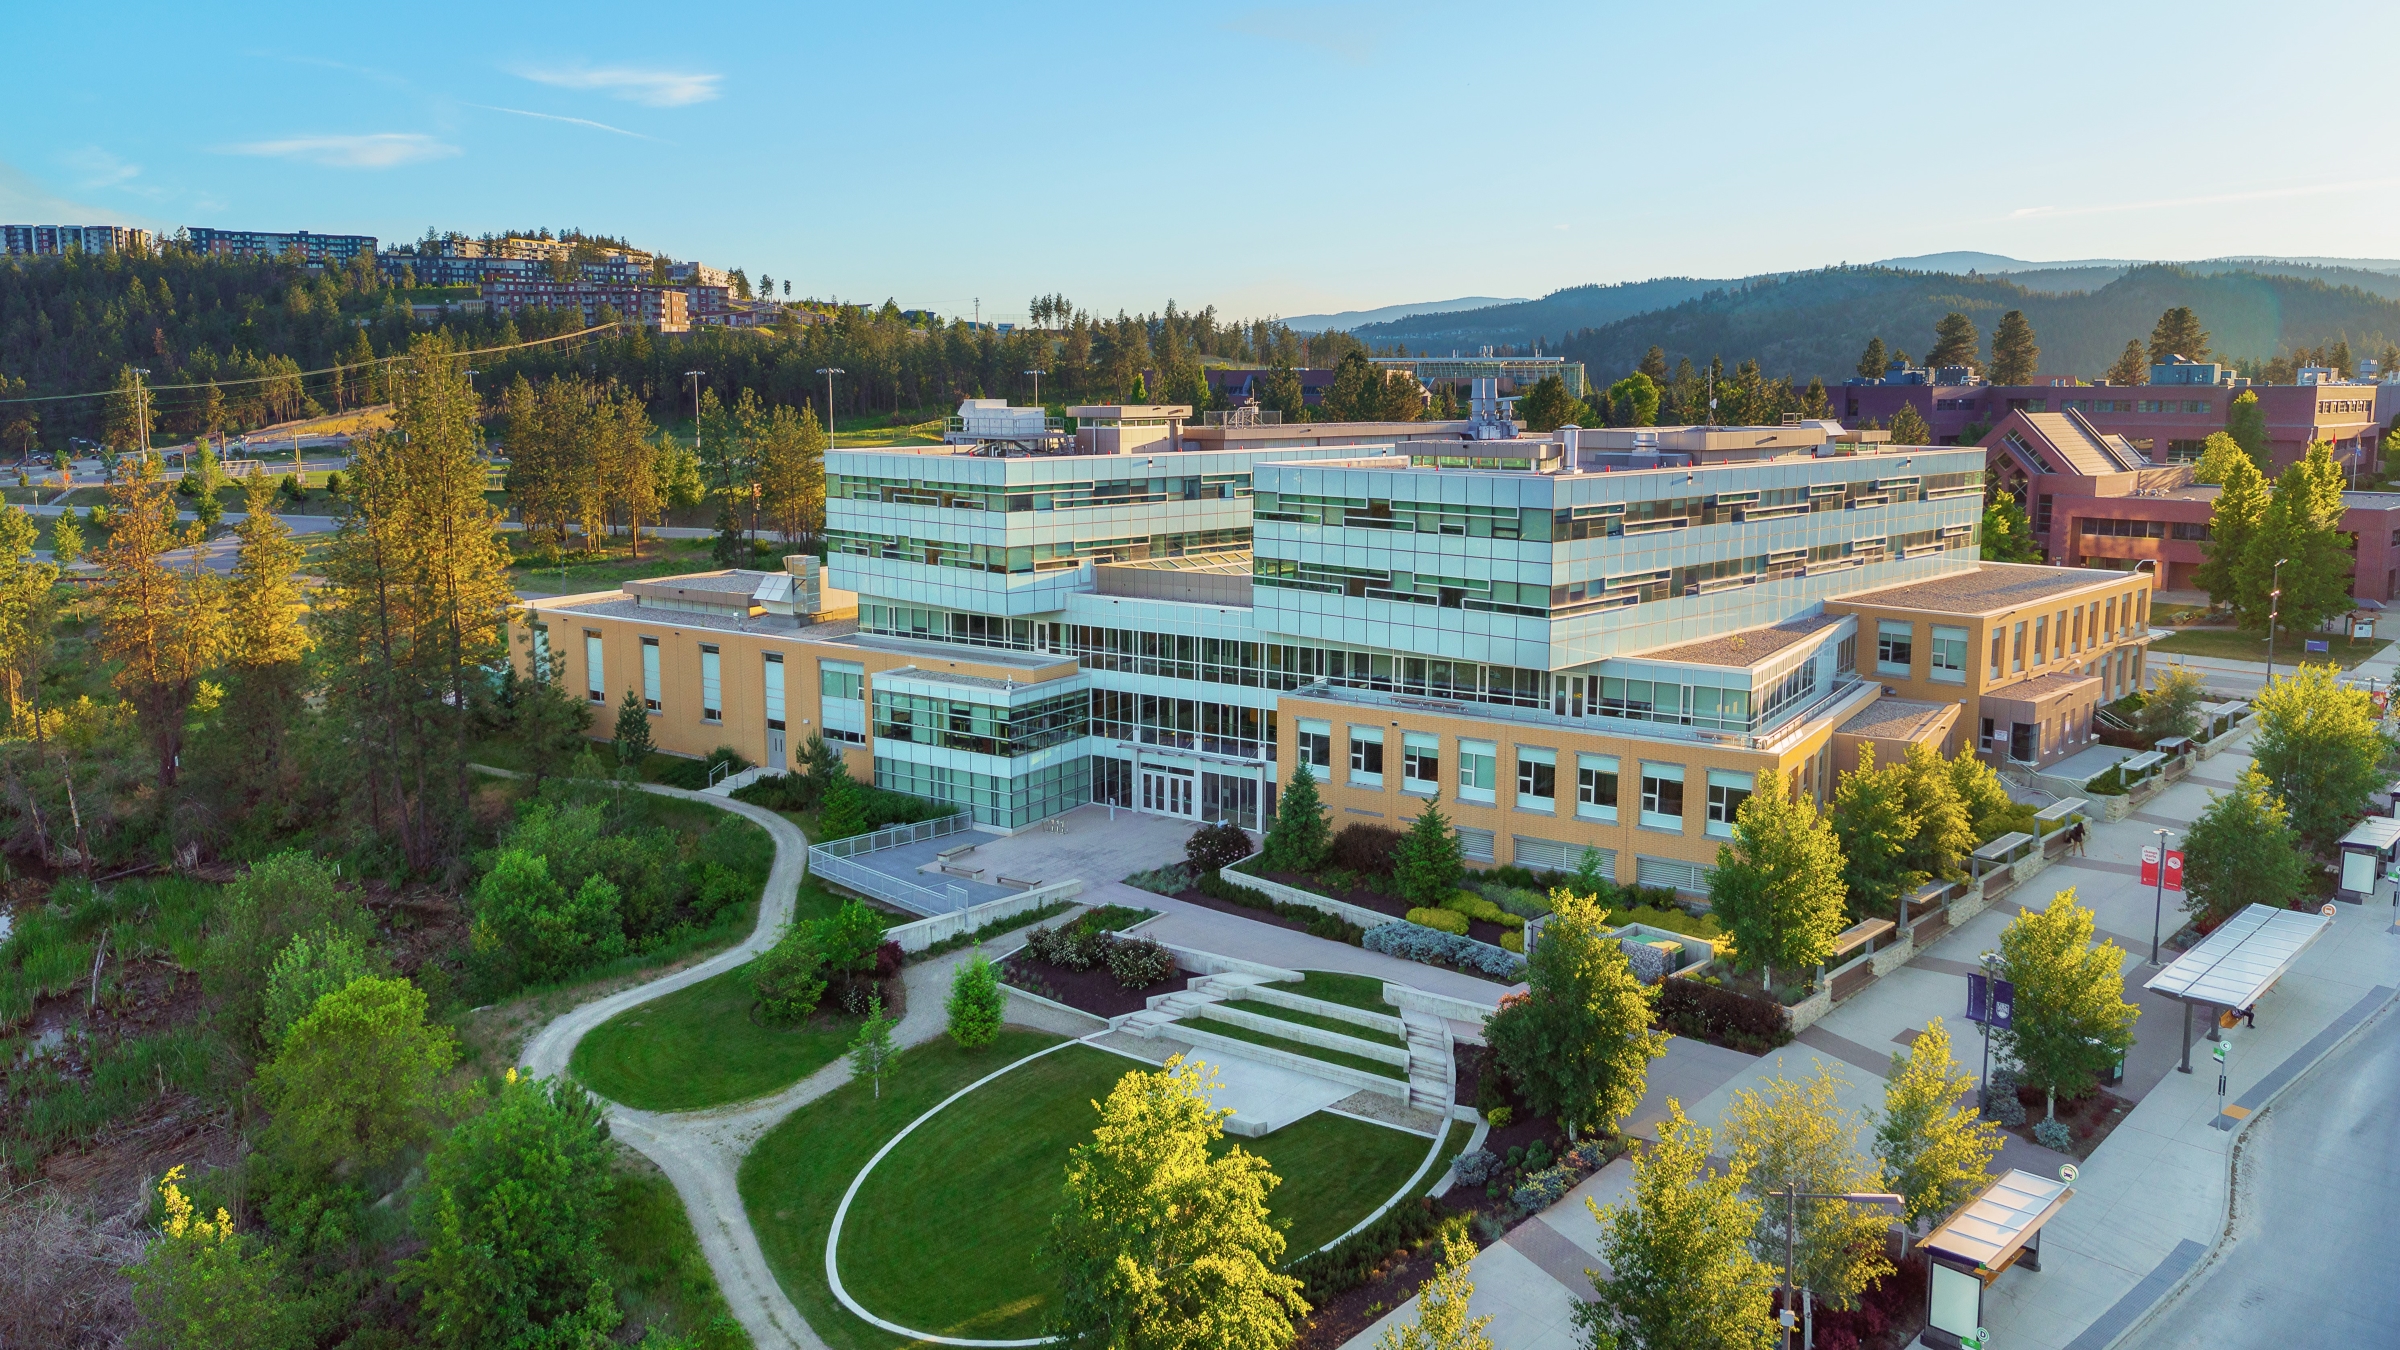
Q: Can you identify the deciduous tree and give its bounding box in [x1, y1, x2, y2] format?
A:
[1723, 1066, 1894, 1310]
[2137, 667, 2206, 744]
[1483, 891, 1666, 1138]
[2250, 662, 2388, 849]
[2189, 430, 2250, 485]
[1894, 743, 1977, 888]
[1375, 1230, 1492, 1350]
[1979, 492, 2042, 562]
[2239, 441, 2348, 636]
[126, 1166, 307, 1350]
[1708, 782, 1847, 993]
[260, 929, 373, 1048]
[1874, 1018, 2001, 1233]
[1987, 311, 2039, 384]
[1830, 746, 1921, 922]
[1045, 1056, 1307, 1350]
[1578, 1102, 1778, 1350]
[1994, 889, 2138, 1120]
[848, 993, 896, 1098]
[1606, 371, 1660, 427]
[258, 974, 459, 1175]
[2180, 766, 2305, 926]
[96, 461, 224, 791]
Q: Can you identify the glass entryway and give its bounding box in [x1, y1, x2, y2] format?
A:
[1141, 767, 1195, 817]
[1202, 772, 1261, 831]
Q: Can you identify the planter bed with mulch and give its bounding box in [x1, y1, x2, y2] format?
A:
[1249, 867, 1517, 947]
[998, 954, 1198, 1020]
[2001, 1083, 2136, 1160]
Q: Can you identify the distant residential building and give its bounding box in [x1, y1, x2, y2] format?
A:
[182, 227, 375, 267]
[3, 224, 152, 256]
[1373, 354, 1587, 398]
[1205, 368, 1338, 408]
[1837, 360, 2384, 471]
[378, 236, 651, 287]
[479, 276, 688, 332]
[666, 260, 733, 288]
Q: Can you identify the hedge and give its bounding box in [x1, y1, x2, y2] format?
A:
[1362, 919, 1527, 980]
[1195, 872, 1364, 945]
[1656, 977, 1792, 1052]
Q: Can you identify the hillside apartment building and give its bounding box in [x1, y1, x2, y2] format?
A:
[514, 393, 2153, 894]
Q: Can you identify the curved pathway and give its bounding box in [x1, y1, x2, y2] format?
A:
[510, 781, 1079, 1350]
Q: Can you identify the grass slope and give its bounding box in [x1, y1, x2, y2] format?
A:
[741, 1034, 1434, 1349]
[1276, 970, 1393, 1013]
[1188, 1019, 1407, 1080]
[1220, 998, 1406, 1049]
[608, 1157, 753, 1349]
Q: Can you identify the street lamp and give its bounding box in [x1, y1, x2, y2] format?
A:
[1976, 950, 2001, 1108]
[129, 366, 151, 468]
[684, 369, 706, 461]
[2149, 826, 2174, 965]
[2264, 556, 2289, 686]
[1771, 1185, 1903, 1350]
[816, 367, 845, 439]
[1025, 368, 1047, 408]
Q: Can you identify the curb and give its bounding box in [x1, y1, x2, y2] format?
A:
[2099, 984, 2400, 1349]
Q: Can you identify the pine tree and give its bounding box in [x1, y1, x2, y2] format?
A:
[1262, 761, 1329, 871]
[1724, 1066, 1895, 1311]
[218, 473, 311, 799]
[1888, 403, 1932, 446]
[1579, 1102, 1779, 1350]
[945, 954, 1004, 1048]
[1856, 337, 1889, 380]
[1707, 783, 1847, 994]
[1979, 492, 2042, 563]
[49, 507, 83, 566]
[1484, 891, 1666, 1138]
[2194, 450, 2266, 608]
[96, 460, 224, 791]
[2105, 340, 2148, 388]
[1874, 1018, 2001, 1233]
[613, 688, 651, 766]
[2225, 389, 2268, 468]
[1392, 800, 1464, 906]
[2149, 306, 2210, 363]
[1045, 1056, 1308, 1350]
[1994, 889, 2138, 1120]
[1988, 310, 2039, 384]
[819, 771, 870, 840]
[2180, 767, 2305, 925]
[1926, 312, 1980, 370]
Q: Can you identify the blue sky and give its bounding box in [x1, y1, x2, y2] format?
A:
[7, 0, 2397, 325]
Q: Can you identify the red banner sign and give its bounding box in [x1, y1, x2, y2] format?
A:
[2141, 846, 2185, 891]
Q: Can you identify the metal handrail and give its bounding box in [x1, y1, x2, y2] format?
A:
[812, 811, 971, 860]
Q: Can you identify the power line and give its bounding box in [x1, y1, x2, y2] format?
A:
[0, 322, 632, 407]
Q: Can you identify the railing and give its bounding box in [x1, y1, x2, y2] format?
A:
[809, 853, 972, 917]
[811, 812, 971, 860]
[706, 759, 735, 790]
[884, 879, 1085, 951]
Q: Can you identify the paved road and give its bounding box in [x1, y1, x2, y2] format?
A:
[2121, 1000, 2400, 1348]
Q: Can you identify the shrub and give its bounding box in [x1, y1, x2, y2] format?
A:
[815, 900, 888, 975]
[261, 930, 373, 1048]
[1123, 863, 1192, 896]
[1362, 920, 1527, 979]
[471, 851, 627, 986]
[1406, 906, 1471, 935]
[1329, 823, 1404, 876]
[1565, 1139, 1611, 1171]
[1511, 1164, 1577, 1212]
[2033, 1118, 2073, 1151]
[1981, 1074, 2028, 1126]
[1442, 891, 1524, 928]
[653, 746, 752, 791]
[1286, 1197, 1452, 1307]
[751, 929, 829, 1024]
[1655, 977, 1792, 1052]
[1450, 1148, 1498, 1187]
[1105, 937, 1176, 989]
[945, 955, 1003, 1048]
[1475, 882, 1554, 918]
[1194, 871, 1365, 944]
[1500, 931, 1524, 953]
[1184, 822, 1253, 875]
[1025, 922, 1103, 971]
[1484, 1106, 1513, 1127]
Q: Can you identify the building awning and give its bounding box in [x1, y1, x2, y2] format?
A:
[2338, 817, 2400, 854]
[1920, 1170, 2074, 1278]
[2144, 903, 2333, 1010]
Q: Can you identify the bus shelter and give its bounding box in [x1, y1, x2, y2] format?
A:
[2335, 816, 2400, 901]
[1916, 1170, 2074, 1348]
[2144, 903, 2334, 1072]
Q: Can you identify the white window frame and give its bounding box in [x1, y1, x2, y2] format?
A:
[584, 631, 605, 702]
[764, 652, 786, 730]
[1402, 732, 1439, 795]
[1705, 769, 1754, 838]
[1639, 761, 1685, 832]
[1875, 619, 1914, 676]
[1515, 746, 1557, 812]
[1576, 753, 1619, 822]
[1297, 717, 1333, 771]
[699, 645, 723, 723]
[640, 637, 662, 712]
[1458, 738, 1497, 806]
[1348, 726, 1384, 788]
[1930, 625, 1969, 685]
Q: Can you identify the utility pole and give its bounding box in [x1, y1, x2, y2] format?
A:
[130, 366, 151, 476]
[1025, 368, 1046, 408]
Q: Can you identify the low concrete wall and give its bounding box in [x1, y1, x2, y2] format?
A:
[1224, 860, 1396, 932]
[2089, 792, 2132, 822]
[1003, 984, 1107, 1033]
[1241, 985, 1407, 1036]
[1195, 1004, 1412, 1066]
[886, 880, 1086, 954]
[1614, 922, 1716, 972]
[1165, 1021, 1407, 1099]
[1386, 985, 1503, 1025]
[1158, 942, 1303, 984]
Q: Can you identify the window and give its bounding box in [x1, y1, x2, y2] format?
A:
[1836, 634, 1857, 675]
[1403, 732, 1439, 794]
[2032, 617, 2048, 666]
[1577, 753, 1619, 822]
[764, 652, 786, 730]
[2012, 621, 2026, 672]
[584, 632, 605, 702]
[1456, 826, 1496, 862]
[1639, 762, 1685, 831]
[640, 637, 661, 712]
[2070, 606, 2082, 652]
[1516, 747, 1556, 811]
[1931, 626, 1968, 684]
[1458, 739, 1497, 805]
[1296, 718, 1332, 771]
[1989, 629, 2005, 680]
[1876, 619, 1914, 675]
[529, 624, 550, 678]
[820, 661, 864, 701]
[2104, 597, 2116, 640]
[1706, 770, 1754, 838]
[2053, 610, 2066, 660]
[1349, 726, 1384, 786]
[819, 659, 866, 743]
[699, 645, 722, 722]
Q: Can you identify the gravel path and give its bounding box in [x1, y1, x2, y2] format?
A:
[510, 779, 1085, 1350]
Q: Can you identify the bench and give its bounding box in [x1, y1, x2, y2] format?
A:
[940, 864, 985, 880]
[998, 874, 1042, 889]
[935, 842, 979, 863]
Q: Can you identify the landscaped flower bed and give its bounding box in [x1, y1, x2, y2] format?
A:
[997, 910, 1191, 1019]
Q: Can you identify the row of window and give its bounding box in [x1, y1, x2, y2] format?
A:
[1088, 691, 1273, 760]
[828, 527, 1249, 574]
[1875, 619, 1971, 684]
[542, 628, 766, 728]
[1297, 721, 1755, 837]
[2077, 518, 2210, 541]
[1986, 589, 2146, 679]
[874, 755, 1087, 830]
[870, 687, 1087, 758]
[831, 471, 1251, 513]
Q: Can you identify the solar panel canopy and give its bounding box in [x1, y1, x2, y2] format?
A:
[2143, 903, 2331, 1009]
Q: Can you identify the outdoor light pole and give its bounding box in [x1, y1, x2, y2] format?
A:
[2149, 826, 2174, 965]
[1025, 368, 1046, 408]
[1977, 950, 2001, 1106]
[1774, 1185, 1903, 1350]
[2264, 557, 2289, 686]
[816, 367, 845, 439]
[683, 369, 706, 463]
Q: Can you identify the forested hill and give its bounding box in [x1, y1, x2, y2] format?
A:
[1352, 278, 1723, 350]
[1552, 265, 2400, 384]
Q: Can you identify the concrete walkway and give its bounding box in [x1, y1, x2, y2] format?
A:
[1339, 713, 2400, 1350]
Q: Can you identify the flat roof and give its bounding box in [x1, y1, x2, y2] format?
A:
[2144, 903, 2332, 1009]
[536, 595, 847, 637]
[1986, 670, 2104, 703]
[1921, 1170, 2073, 1272]
[1635, 612, 1842, 669]
[1843, 564, 2129, 615]
[834, 632, 1071, 673]
[1835, 696, 1956, 742]
[2338, 817, 2400, 851]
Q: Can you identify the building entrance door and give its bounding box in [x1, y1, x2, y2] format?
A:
[767, 728, 787, 771]
[1201, 772, 1260, 831]
[1141, 768, 1194, 817]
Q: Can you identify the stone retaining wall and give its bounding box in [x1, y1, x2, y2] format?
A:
[1224, 859, 1396, 932]
[886, 880, 1087, 953]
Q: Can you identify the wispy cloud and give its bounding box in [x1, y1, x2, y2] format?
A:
[2009, 177, 2400, 221]
[477, 104, 660, 141]
[223, 133, 461, 168]
[60, 146, 142, 191]
[515, 63, 721, 107]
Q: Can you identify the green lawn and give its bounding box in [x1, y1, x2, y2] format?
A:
[1274, 970, 1394, 1013]
[607, 1160, 753, 1349]
[742, 1035, 1435, 1349]
[1221, 997, 1407, 1049]
[570, 877, 884, 1110]
[2148, 626, 2389, 670]
[509, 535, 722, 595]
[1190, 1019, 1408, 1080]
